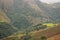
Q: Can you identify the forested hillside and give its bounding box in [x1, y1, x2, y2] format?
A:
[0, 0, 60, 29]
[0, 0, 60, 39]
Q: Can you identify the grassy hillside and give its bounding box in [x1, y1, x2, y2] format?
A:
[0, 25, 60, 40]
[0, 10, 10, 23]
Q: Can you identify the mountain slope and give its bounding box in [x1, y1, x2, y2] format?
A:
[0, 0, 60, 29]
[0, 0, 60, 40]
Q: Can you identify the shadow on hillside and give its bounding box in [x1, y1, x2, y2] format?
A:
[0, 22, 17, 39]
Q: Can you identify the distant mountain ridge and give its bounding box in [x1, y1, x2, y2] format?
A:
[52, 2, 60, 8]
